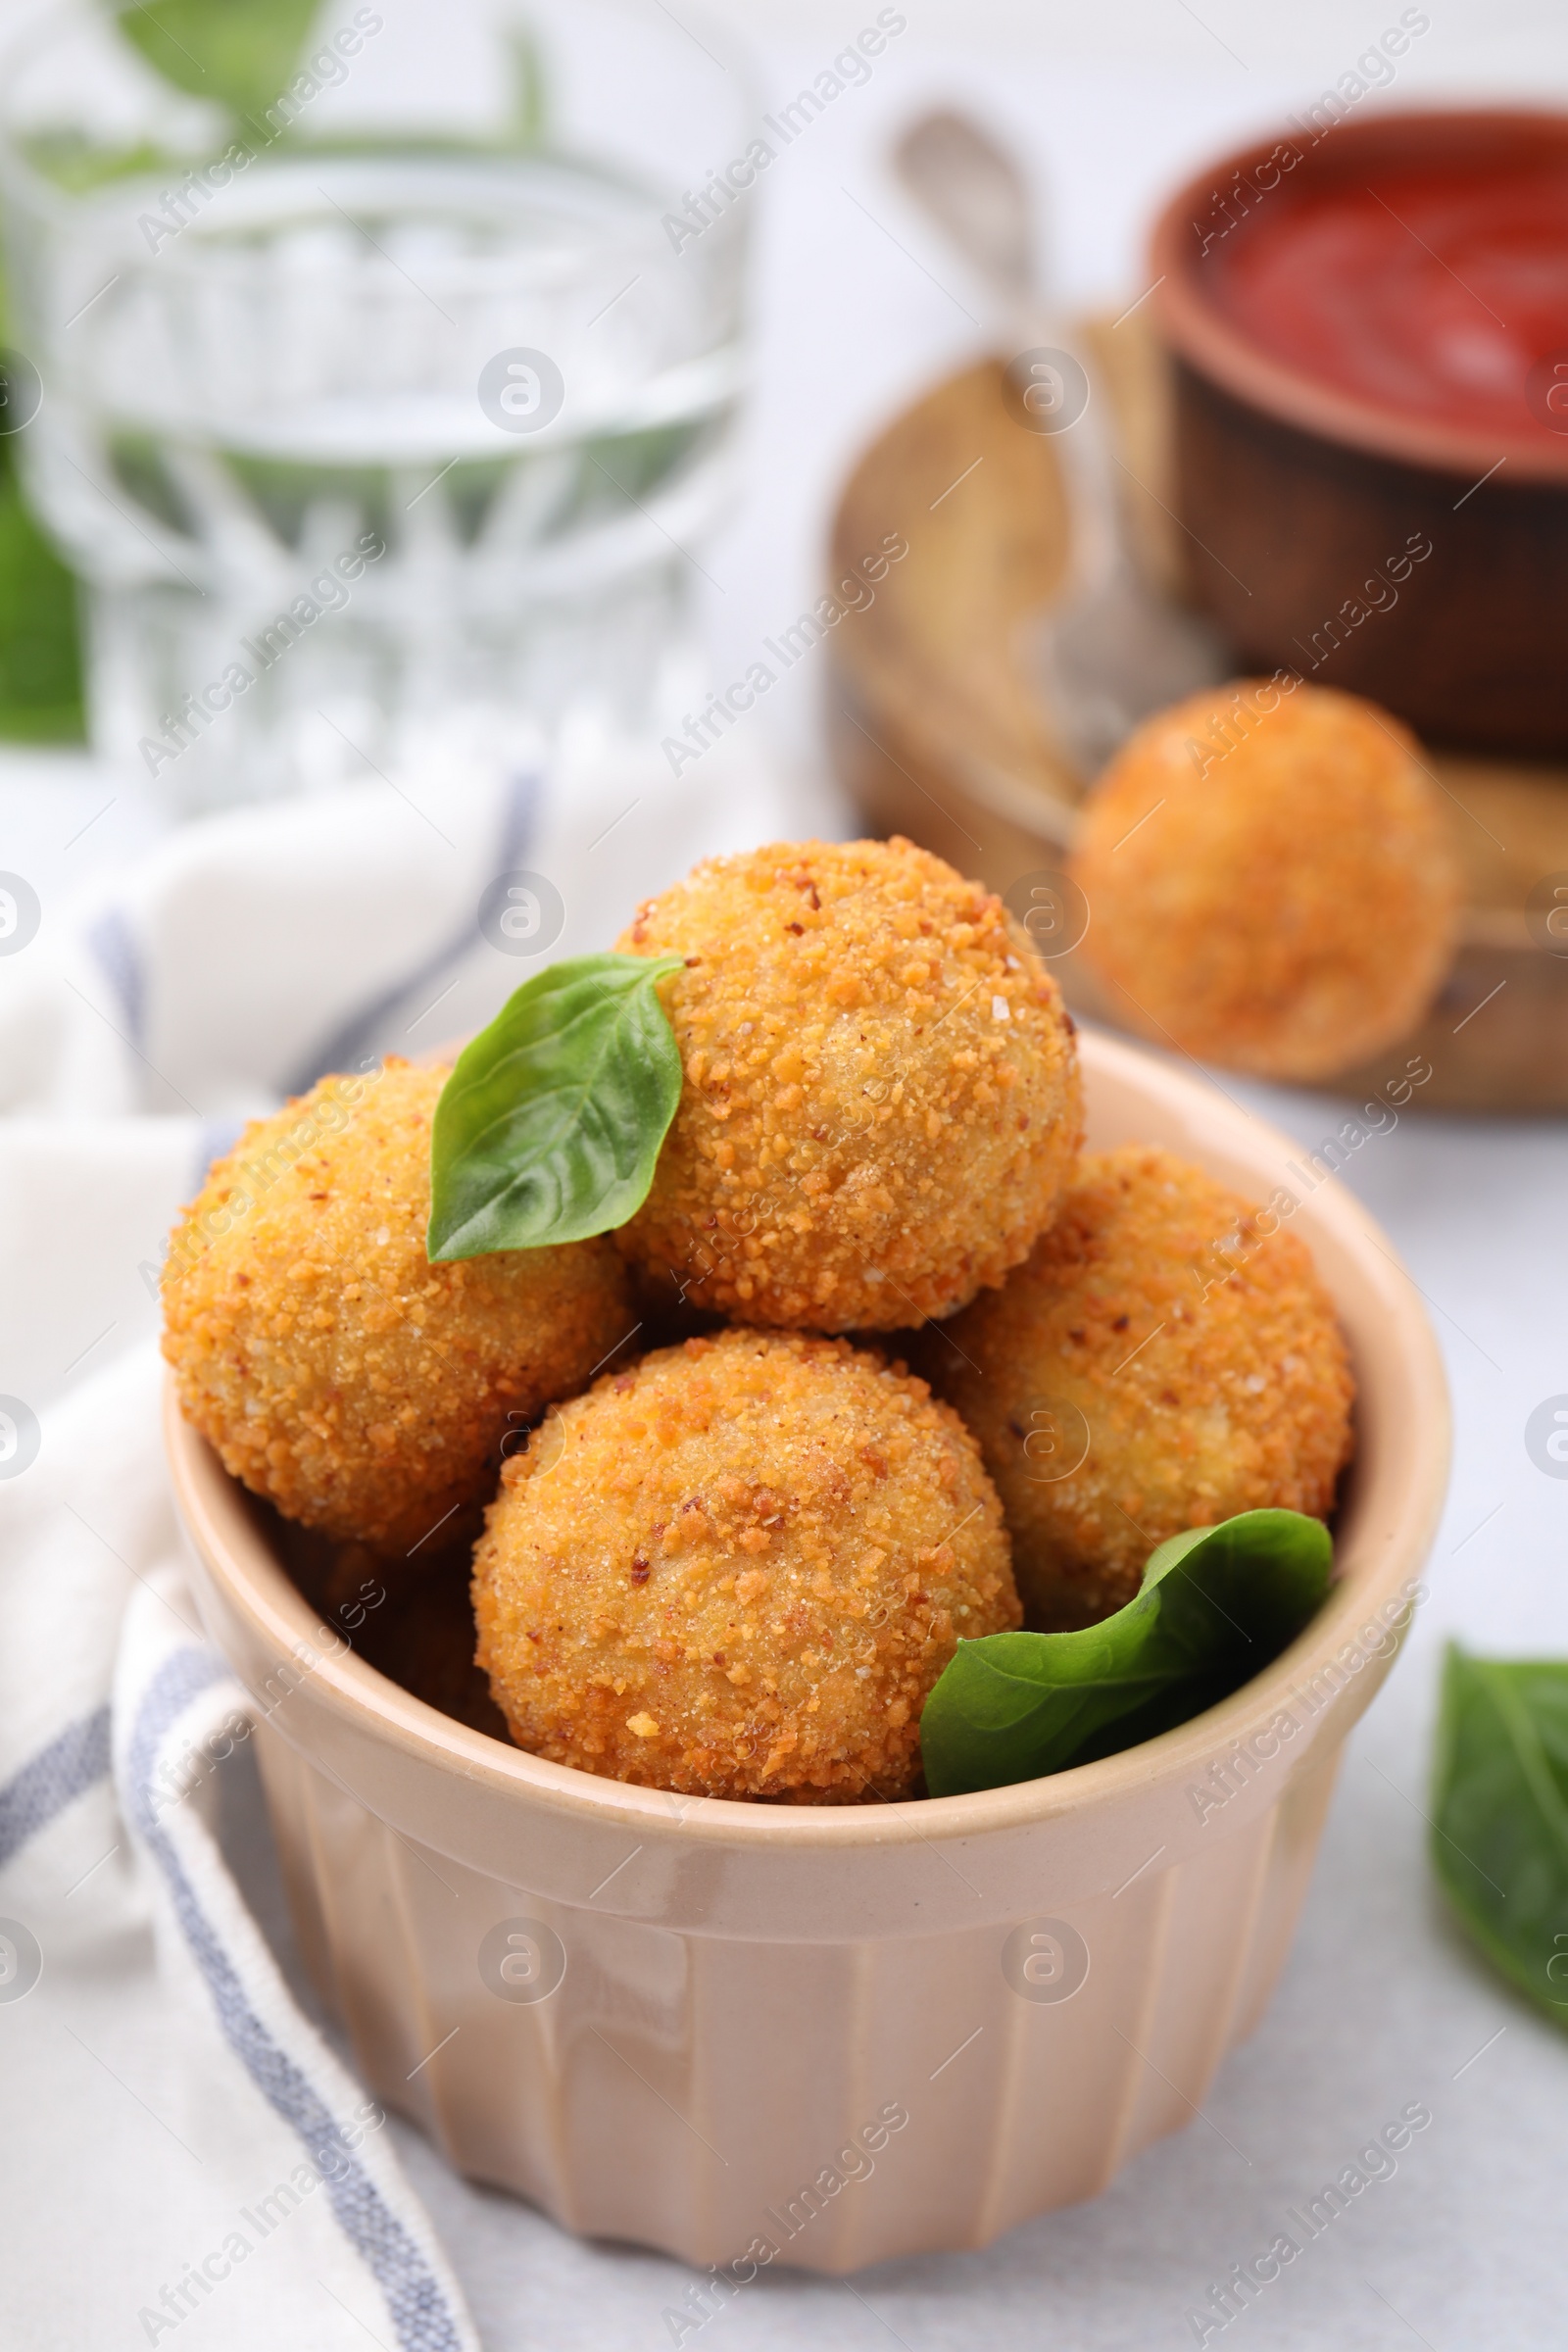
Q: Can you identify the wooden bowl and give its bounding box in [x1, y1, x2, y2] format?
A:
[1150, 108, 1568, 758]
[826, 349, 1568, 1111]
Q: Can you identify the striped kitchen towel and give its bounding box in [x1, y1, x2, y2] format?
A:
[0, 1339, 481, 2350]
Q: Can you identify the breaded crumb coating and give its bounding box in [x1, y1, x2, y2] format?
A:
[473, 1328, 1019, 1800]
[614, 836, 1082, 1330]
[1070, 681, 1461, 1081]
[921, 1147, 1354, 1629]
[162, 1059, 634, 1554]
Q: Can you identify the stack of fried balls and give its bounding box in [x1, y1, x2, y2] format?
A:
[164, 835, 1354, 1803]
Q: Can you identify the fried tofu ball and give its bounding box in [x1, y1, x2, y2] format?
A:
[473, 1328, 1019, 1800]
[613, 838, 1082, 1331]
[918, 1147, 1354, 1629]
[1070, 682, 1461, 1079]
[162, 1059, 634, 1554]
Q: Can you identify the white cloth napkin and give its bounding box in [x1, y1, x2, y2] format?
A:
[1, 1344, 482, 2351]
[0, 738, 816, 2349]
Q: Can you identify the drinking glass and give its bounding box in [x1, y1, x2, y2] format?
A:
[0, 0, 752, 811]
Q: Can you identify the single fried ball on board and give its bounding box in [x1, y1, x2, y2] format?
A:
[162, 1059, 634, 1554]
[473, 1328, 1019, 1800]
[613, 837, 1082, 1331]
[918, 1146, 1354, 1630]
[1070, 681, 1461, 1080]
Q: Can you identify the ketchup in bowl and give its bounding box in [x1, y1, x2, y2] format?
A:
[1206, 158, 1568, 445]
[1152, 112, 1568, 754]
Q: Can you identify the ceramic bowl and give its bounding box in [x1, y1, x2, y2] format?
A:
[1151, 108, 1568, 756]
[167, 1029, 1449, 2272]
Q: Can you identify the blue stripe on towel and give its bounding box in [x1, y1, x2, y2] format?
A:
[0, 1703, 112, 1872]
[125, 1647, 466, 2352]
[85, 906, 145, 1045]
[284, 767, 541, 1095]
[192, 1116, 248, 1191]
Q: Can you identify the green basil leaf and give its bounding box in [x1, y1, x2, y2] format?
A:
[427, 952, 684, 1259]
[1431, 1643, 1568, 2033]
[117, 0, 322, 134]
[920, 1508, 1334, 1797]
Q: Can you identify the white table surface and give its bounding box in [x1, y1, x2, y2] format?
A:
[7, 10, 1568, 2347]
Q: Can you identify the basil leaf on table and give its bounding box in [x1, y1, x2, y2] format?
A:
[428, 953, 684, 1259]
[920, 1508, 1334, 1798]
[1431, 1643, 1568, 2033]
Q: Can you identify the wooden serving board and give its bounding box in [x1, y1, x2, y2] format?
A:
[825, 333, 1568, 1113]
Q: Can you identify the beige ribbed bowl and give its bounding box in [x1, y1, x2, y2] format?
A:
[167, 1031, 1449, 2272]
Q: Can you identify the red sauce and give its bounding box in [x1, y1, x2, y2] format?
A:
[1209, 159, 1568, 440]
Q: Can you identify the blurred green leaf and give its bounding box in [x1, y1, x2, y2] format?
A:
[504, 28, 547, 147]
[117, 0, 322, 132]
[1431, 1643, 1568, 2033]
[0, 264, 83, 744]
[0, 457, 84, 741]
